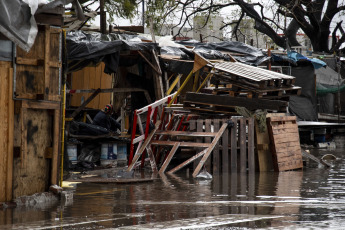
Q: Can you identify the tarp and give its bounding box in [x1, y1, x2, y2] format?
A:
[162, 40, 270, 66]
[0, 0, 38, 52]
[288, 64, 318, 121]
[66, 30, 159, 73]
[287, 51, 326, 69]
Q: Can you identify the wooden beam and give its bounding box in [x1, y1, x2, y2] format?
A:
[248, 118, 255, 174]
[192, 123, 228, 177]
[167, 149, 207, 174]
[16, 57, 44, 66]
[239, 118, 246, 173]
[69, 88, 101, 119]
[44, 25, 51, 101]
[51, 109, 60, 184]
[230, 118, 238, 173]
[138, 51, 161, 75]
[151, 141, 211, 148]
[6, 67, 14, 201]
[21, 100, 60, 110]
[159, 142, 180, 174]
[21, 108, 27, 168]
[155, 130, 217, 137]
[127, 121, 161, 171]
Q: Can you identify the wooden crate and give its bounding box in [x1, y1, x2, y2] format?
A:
[267, 116, 303, 171]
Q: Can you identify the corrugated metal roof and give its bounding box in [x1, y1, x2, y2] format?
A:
[214, 62, 295, 82]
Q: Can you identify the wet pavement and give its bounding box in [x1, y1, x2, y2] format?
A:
[1, 148, 345, 229]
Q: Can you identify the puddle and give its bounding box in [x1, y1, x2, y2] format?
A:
[1, 148, 345, 229]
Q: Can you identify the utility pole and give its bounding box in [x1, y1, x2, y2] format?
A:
[100, 0, 106, 34]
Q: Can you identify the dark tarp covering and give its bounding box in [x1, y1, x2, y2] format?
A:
[66, 31, 159, 73]
[0, 0, 37, 52]
[288, 64, 318, 121]
[162, 59, 194, 75]
[174, 40, 270, 66]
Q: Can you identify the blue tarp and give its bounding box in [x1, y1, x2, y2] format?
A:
[287, 51, 326, 69]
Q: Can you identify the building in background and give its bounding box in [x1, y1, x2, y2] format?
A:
[193, 15, 224, 42]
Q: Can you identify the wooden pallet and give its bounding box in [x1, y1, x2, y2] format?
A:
[267, 116, 303, 172]
[183, 92, 288, 113]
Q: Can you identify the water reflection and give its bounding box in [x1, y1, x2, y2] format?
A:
[1, 149, 345, 229]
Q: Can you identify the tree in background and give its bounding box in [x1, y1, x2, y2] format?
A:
[76, 0, 345, 54]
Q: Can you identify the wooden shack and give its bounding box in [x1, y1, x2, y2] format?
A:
[0, 24, 62, 202]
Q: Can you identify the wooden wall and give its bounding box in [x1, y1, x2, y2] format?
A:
[15, 25, 61, 101]
[13, 109, 51, 198]
[0, 62, 14, 202]
[0, 25, 62, 202]
[70, 62, 113, 109]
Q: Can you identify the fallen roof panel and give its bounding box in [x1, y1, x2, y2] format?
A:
[214, 62, 295, 82]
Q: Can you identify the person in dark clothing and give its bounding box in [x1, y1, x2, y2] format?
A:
[93, 104, 121, 133]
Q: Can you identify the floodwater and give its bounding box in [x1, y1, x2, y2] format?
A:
[1, 148, 345, 229]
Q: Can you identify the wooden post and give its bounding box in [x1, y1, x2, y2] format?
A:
[222, 119, 229, 174]
[128, 110, 138, 166]
[230, 118, 238, 173]
[6, 67, 14, 201]
[213, 119, 220, 174]
[248, 118, 255, 174]
[140, 106, 152, 168]
[239, 118, 247, 173]
[44, 25, 51, 101]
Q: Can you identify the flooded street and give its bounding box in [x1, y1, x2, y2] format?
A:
[1, 148, 345, 229]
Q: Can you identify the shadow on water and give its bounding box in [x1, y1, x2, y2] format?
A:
[1, 148, 345, 229]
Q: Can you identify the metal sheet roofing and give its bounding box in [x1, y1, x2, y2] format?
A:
[214, 62, 295, 82]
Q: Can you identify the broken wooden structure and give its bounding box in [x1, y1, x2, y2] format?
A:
[0, 18, 63, 201]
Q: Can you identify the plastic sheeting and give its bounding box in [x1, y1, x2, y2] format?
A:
[66, 31, 159, 73]
[288, 64, 318, 121]
[176, 40, 270, 66]
[287, 51, 326, 69]
[0, 0, 38, 52]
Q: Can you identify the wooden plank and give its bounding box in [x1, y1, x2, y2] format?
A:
[205, 119, 212, 172]
[44, 25, 50, 100]
[16, 57, 44, 66]
[6, 67, 14, 201]
[269, 116, 297, 122]
[248, 118, 255, 174]
[255, 113, 285, 172]
[151, 140, 211, 148]
[155, 130, 217, 137]
[239, 118, 247, 173]
[213, 119, 220, 174]
[185, 92, 288, 111]
[230, 118, 238, 173]
[127, 121, 161, 171]
[272, 128, 299, 135]
[159, 142, 180, 174]
[192, 123, 228, 177]
[21, 100, 60, 110]
[69, 88, 101, 119]
[194, 120, 204, 170]
[21, 108, 28, 168]
[267, 116, 303, 171]
[138, 51, 161, 75]
[222, 119, 229, 174]
[51, 109, 60, 184]
[168, 149, 207, 174]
